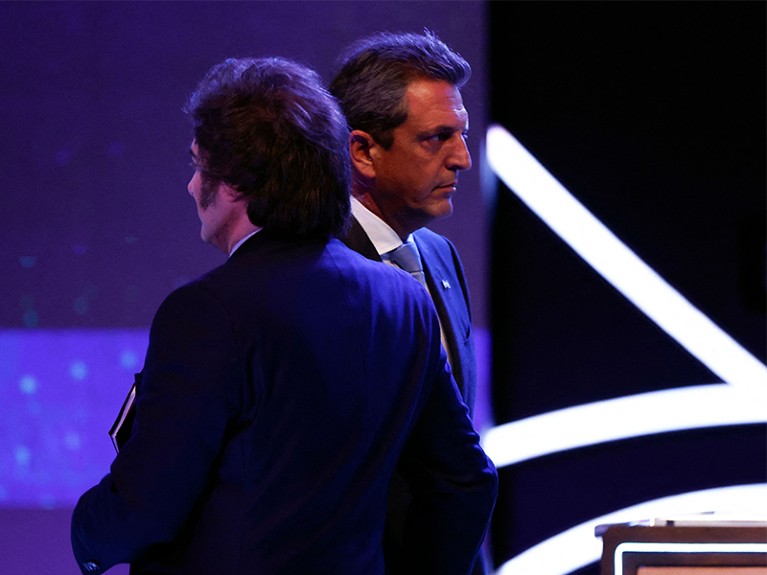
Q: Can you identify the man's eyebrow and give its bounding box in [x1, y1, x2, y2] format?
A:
[417, 124, 468, 139]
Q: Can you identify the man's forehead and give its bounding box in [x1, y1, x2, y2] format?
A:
[404, 90, 469, 136]
[406, 78, 464, 103]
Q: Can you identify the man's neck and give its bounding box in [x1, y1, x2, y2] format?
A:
[228, 224, 262, 256]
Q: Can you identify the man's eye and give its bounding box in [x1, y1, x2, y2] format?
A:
[426, 131, 468, 144]
[426, 133, 450, 143]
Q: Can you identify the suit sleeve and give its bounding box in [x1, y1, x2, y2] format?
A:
[71, 282, 243, 574]
[398, 349, 498, 575]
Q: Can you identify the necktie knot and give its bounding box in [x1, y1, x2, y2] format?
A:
[389, 241, 422, 273]
[388, 241, 427, 287]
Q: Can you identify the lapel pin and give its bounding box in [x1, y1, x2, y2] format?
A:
[441, 279, 451, 290]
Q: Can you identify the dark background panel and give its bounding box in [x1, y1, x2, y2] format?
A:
[488, 2, 766, 573]
[491, 187, 722, 421]
[490, 0, 765, 418]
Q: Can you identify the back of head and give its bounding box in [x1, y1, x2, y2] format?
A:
[329, 30, 471, 148]
[186, 57, 351, 238]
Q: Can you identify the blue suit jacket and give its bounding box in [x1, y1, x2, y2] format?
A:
[71, 230, 497, 575]
[342, 219, 477, 414]
[342, 220, 488, 574]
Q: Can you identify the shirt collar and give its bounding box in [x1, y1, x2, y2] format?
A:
[229, 229, 261, 257]
[351, 196, 412, 256]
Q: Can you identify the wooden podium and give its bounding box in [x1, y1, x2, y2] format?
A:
[596, 520, 767, 575]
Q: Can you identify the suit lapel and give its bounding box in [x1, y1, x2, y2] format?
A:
[341, 218, 382, 262]
[413, 234, 460, 361]
[343, 220, 474, 409]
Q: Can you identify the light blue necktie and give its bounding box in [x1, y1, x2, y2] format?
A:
[388, 240, 453, 366]
[388, 240, 427, 288]
[389, 240, 453, 366]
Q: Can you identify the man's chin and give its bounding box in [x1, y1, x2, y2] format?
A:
[432, 200, 454, 220]
[407, 200, 453, 231]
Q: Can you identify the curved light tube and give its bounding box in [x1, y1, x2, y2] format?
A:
[486, 124, 767, 390]
[482, 383, 767, 468]
[495, 483, 767, 575]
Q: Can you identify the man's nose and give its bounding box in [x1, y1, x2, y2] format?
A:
[449, 135, 472, 171]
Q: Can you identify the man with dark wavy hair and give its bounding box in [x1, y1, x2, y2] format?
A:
[70, 56, 496, 575]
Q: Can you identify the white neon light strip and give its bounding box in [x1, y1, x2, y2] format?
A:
[494, 483, 767, 575]
[481, 383, 767, 468]
[486, 124, 767, 390]
[615, 541, 767, 574]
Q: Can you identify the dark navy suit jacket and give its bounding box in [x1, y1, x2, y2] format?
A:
[71, 230, 497, 575]
[342, 219, 477, 415]
[342, 219, 487, 574]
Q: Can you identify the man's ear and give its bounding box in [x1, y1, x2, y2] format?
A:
[349, 129, 377, 179]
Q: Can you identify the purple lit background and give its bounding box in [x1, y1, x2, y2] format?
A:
[0, 3, 488, 573]
[1, 329, 147, 507]
[0, 328, 490, 508]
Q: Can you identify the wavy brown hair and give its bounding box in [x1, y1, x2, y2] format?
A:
[186, 57, 351, 238]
